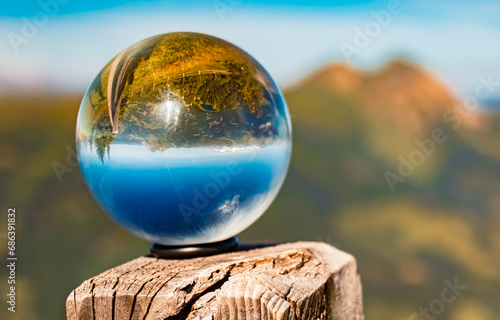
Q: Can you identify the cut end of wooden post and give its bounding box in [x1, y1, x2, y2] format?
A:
[66, 241, 364, 320]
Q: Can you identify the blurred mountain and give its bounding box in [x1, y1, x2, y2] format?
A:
[1, 60, 499, 320]
[250, 60, 500, 319]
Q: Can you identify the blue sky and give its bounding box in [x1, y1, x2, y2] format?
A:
[1, 0, 499, 98]
[0, 0, 408, 17]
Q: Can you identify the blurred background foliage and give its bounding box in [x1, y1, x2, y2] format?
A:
[1, 61, 500, 319]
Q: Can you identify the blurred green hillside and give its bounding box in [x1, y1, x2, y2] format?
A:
[1, 61, 499, 320]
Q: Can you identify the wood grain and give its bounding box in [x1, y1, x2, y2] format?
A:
[66, 242, 364, 320]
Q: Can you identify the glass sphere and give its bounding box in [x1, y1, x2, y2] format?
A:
[76, 32, 291, 246]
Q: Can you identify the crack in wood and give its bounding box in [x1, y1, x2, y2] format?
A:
[165, 271, 231, 320]
[142, 271, 180, 319]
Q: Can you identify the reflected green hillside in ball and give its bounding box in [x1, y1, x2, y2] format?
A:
[79, 32, 284, 161]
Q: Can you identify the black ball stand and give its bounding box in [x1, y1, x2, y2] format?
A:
[151, 236, 238, 259]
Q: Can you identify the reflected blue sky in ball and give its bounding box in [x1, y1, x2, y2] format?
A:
[78, 142, 290, 245]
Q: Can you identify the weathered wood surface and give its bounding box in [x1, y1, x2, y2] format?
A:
[66, 242, 364, 320]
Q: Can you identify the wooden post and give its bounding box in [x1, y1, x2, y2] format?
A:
[66, 242, 364, 319]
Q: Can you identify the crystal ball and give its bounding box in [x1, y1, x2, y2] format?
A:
[76, 32, 292, 245]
